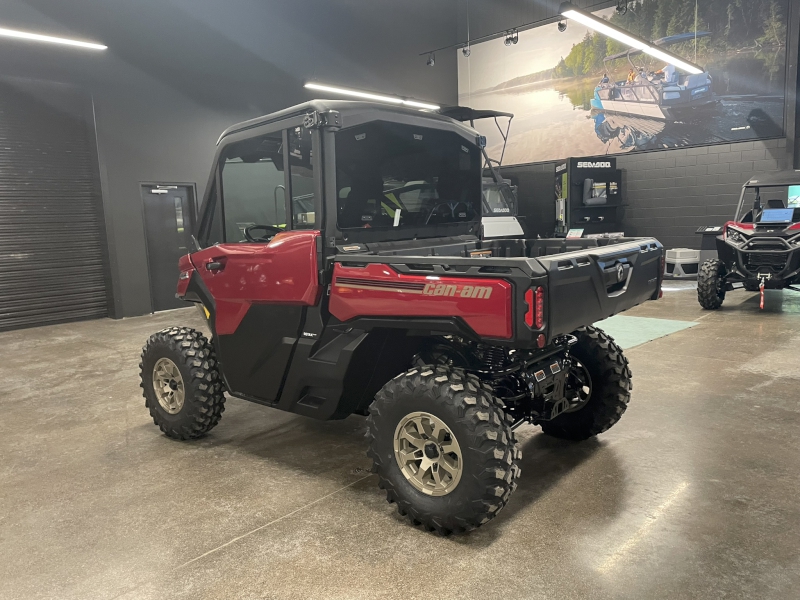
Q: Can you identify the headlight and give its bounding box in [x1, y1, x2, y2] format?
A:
[726, 227, 745, 244]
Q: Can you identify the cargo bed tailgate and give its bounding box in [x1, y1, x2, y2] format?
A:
[534, 239, 663, 338]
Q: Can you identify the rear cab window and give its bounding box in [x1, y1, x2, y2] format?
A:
[334, 121, 481, 230]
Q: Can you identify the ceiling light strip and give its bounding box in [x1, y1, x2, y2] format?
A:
[559, 3, 703, 74]
[304, 83, 440, 111]
[0, 26, 107, 50]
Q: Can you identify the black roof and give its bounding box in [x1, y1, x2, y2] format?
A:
[217, 99, 475, 144]
[438, 106, 514, 122]
[743, 171, 800, 188]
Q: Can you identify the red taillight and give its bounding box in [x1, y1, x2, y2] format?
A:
[534, 286, 544, 328]
[524, 289, 534, 327]
[525, 286, 545, 329]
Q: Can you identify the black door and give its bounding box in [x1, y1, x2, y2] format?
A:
[142, 185, 196, 311]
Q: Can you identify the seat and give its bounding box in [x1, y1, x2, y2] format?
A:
[338, 173, 388, 228]
[767, 199, 787, 209]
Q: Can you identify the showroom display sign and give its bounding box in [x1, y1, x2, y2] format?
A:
[457, 0, 789, 165]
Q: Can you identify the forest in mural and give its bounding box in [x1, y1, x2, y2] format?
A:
[458, 0, 788, 165]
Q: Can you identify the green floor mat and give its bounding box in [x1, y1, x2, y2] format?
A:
[593, 315, 697, 349]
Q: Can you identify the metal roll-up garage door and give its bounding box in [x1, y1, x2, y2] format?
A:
[0, 79, 110, 332]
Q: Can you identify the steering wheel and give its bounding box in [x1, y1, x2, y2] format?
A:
[424, 203, 450, 225]
[244, 224, 283, 242]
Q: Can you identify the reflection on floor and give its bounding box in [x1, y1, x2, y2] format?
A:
[1, 284, 799, 600]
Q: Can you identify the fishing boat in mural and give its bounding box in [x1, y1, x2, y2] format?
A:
[590, 32, 717, 120]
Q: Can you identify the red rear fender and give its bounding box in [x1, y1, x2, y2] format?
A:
[329, 263, 513, 339]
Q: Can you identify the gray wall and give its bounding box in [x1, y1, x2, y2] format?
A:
[0, 0, 458, 318]
[619, 139, 792, 248]
[458, 0, 800, 250]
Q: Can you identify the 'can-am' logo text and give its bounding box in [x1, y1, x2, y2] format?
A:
[423, 283, 493, 299]
[577, 161, 612, 168]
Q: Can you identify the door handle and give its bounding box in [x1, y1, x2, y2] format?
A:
[206, 261, 224, 272]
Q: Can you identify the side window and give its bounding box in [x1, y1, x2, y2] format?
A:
[288, 127, 316, 229]
[199, 182, 223, 247]
[220, 131, 286, 242]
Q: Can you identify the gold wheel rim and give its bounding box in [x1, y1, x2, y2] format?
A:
[152, 357, 185, 414]
[393, 411, 463, 496]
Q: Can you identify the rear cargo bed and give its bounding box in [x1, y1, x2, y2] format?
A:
[333, 236, 664, 345]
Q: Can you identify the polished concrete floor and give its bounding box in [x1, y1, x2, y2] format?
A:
[1, 283, 799, 599]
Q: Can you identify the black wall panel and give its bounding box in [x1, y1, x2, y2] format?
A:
[0, 80, 109, 331]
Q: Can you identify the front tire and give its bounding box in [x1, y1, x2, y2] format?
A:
[367, 365, 521, 535]
[541, 326, 632, 441]
[140, 326, 226, 440]
[698, 258, 726, 309]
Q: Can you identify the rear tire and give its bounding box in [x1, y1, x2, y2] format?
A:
[698, 258, 726, 309]
[140, 327, 226, 440]
[367, 365, 521, 535]
[541, 326, 632, 441]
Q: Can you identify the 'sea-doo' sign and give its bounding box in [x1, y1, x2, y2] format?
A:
[577, 161, 612, 168]
[423, 283, 493, 299]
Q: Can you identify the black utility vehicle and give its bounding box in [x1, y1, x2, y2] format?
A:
[698, 172, 800, 309]
[140, 101, 664, 534]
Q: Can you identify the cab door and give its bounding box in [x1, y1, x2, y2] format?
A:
[192, 125, 321, 402]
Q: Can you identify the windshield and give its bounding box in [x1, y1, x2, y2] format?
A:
[482, 178, 517, 216]
[335, 121, 482, 230]
[737, 186, 800, 223]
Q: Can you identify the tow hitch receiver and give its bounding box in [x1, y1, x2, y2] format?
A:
[519, 335, 581, 422]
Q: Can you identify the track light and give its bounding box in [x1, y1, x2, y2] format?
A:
[0, 26, 107, 50]
[616, 0, 628, 16]
[558, 2, 703, 74]
[504, 29, 519, 46]
[303, 82, 440, 111]
[462, 45, 471, 57]
[426, 52, 435, 67]
[557, 20, 568, 33]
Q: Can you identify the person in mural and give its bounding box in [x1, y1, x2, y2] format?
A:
[600, 72, 610, 84]
[626, 69, 636, 84]
[655, 64, 678, 84]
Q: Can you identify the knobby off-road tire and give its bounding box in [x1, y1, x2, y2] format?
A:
[140, 326, 226, 440]
[541, 326, 632, 441]
[367, 365, 521, 535]
[697, 258, 726, 309]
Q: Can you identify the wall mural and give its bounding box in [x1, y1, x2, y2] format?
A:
[458, 0, 788, 165]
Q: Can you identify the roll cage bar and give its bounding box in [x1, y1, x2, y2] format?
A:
[734, 172, 800, 222]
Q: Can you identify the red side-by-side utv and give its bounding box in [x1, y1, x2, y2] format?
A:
[140, 100, 664, 534]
